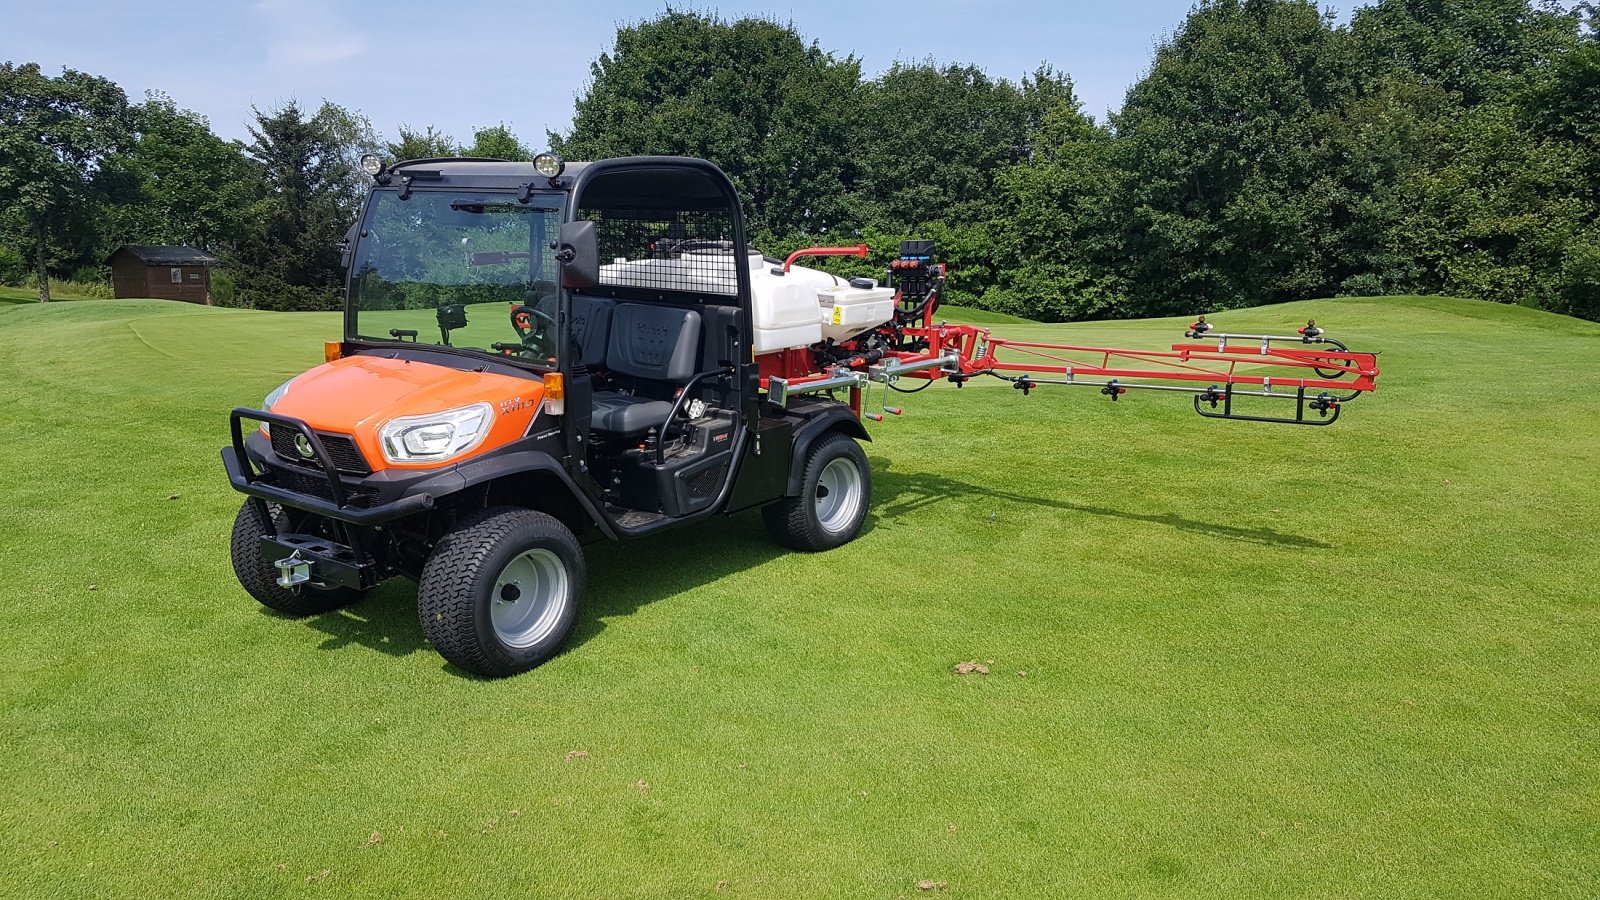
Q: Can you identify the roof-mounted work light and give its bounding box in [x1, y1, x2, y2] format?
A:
[532, 153, 565, 178]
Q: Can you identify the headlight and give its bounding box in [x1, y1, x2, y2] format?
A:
[379, 403, 493, 464]
[263, 378, 294, 411]
[260, 378, 294, 435]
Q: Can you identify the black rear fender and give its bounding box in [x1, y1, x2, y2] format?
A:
[785, 411, 871, 496]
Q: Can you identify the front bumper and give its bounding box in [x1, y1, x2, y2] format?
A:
[223, 408, 443, 526]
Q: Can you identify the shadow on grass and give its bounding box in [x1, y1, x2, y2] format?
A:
[299, 578, 432, 659]
[286, 455, 1326, 670]
[288, 513, 788, 676]
[869, 456, 1332, 550]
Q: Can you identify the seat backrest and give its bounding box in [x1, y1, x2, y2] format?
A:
[697, 304, 740, 371]
[696, 304, 741, 407]
[607, 303, 702, 381]
[568, 295, 613, 368]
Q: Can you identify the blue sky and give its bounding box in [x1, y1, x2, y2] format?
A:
[3, 1, 1351, 146]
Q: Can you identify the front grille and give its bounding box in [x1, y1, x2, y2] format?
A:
[260, 465, 378, 509]
[270, 424, 372, 476]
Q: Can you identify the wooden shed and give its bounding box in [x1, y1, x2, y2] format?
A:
[108, 246, 220, 304]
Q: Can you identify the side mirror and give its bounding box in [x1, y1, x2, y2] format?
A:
[339, 221, 360, 270]
[558, 220, 600, 290]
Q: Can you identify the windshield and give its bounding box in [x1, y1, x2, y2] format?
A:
[349, 189, 563, 366]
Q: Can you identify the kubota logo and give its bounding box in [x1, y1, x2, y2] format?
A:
[293, 434, 316, 459]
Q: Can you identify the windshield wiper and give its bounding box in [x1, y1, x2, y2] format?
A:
[450, 201, 528, 212]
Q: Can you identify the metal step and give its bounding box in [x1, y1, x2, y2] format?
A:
[606, 506, 668, 530]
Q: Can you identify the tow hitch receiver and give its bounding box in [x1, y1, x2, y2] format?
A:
[274, 550, 311, 589]
[261, 533, 374, 591]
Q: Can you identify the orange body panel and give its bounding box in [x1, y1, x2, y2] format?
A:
[271, 355, 545, 472]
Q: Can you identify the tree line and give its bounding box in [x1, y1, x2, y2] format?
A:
[0, 63, 535, 308]
[3, 0, 1598, 320]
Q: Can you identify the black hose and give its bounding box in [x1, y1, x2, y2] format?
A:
[1313, 337, 1351, 380]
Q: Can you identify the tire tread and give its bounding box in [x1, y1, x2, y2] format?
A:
[417, 507, 581, 676]
[762, 431, 869, 552]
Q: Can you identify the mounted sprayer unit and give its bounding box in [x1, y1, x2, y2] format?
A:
[759, 241, 1380, 427]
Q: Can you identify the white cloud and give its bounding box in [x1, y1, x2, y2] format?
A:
[253, 0, 368, 68]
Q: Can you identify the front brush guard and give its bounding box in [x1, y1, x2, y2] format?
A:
[223, 408, 434, 525]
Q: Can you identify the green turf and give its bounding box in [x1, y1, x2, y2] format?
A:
[930, 304, 1036, 324]
[1, 296, 1596, 898]
[0, 285, 99, 305]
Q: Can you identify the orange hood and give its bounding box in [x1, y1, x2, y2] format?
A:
[271, 354, 545, 471]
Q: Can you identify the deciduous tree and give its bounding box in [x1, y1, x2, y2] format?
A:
[1110, 0, 1353, 314]
[0, 62, 133, 301]
[460, 124, 528, 160]
[550, 10, 861, 234]
[386, 124, 455, 162]
[106, 93, 260, 251]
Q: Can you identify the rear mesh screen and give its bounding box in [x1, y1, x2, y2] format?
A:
[582, 209, 740, 296]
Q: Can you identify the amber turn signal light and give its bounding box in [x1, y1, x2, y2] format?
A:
[542, 372, 565, 415]
[324, 341, 342, 363]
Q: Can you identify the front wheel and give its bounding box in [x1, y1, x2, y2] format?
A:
[417, 507, 585, 678]
[762, 431, 871, 551]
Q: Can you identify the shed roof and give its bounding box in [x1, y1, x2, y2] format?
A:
[111, 245, 221, 266]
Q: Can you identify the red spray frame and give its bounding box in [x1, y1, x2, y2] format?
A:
[760, 245, 1380, 427]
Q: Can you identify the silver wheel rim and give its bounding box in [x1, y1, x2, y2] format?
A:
[815, 456, 863, 534]
[490, 548, 569, 649]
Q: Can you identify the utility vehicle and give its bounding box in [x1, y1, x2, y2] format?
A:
[224, 153, 1379, 677]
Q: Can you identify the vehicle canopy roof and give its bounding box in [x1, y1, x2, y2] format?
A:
[383, 155, 740, 212]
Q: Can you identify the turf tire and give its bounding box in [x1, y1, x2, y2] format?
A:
[762, 431, 871, 552]
[417, 507, 584, 678]
[230, 500, 363, 616]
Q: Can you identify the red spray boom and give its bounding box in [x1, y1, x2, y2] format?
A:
[760, 242, 1380, 426]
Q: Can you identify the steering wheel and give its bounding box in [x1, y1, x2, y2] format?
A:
[510, 304, 555, 337]
[508, 303, 558, 358]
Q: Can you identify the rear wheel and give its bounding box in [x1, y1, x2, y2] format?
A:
[763, 431, 871, 551]
[230, 500, 363, 616]
[417, 507, 585, 678]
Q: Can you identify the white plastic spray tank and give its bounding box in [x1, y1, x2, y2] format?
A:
[598, 247, 898, 353]
[749, 254, 896, 352]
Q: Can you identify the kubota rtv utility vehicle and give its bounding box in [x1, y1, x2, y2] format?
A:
[225, 153, 1380, 677]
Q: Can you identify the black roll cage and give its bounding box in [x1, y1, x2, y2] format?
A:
[340, 157, 756, 376]
[334, 157, 765, 538]
[556, 158, 761, 535]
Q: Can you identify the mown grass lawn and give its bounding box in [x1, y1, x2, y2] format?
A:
[0, 286, 97, 305]
[1, 296, 1596, 898]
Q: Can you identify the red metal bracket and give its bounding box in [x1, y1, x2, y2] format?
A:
[784, 244, 869, 273]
